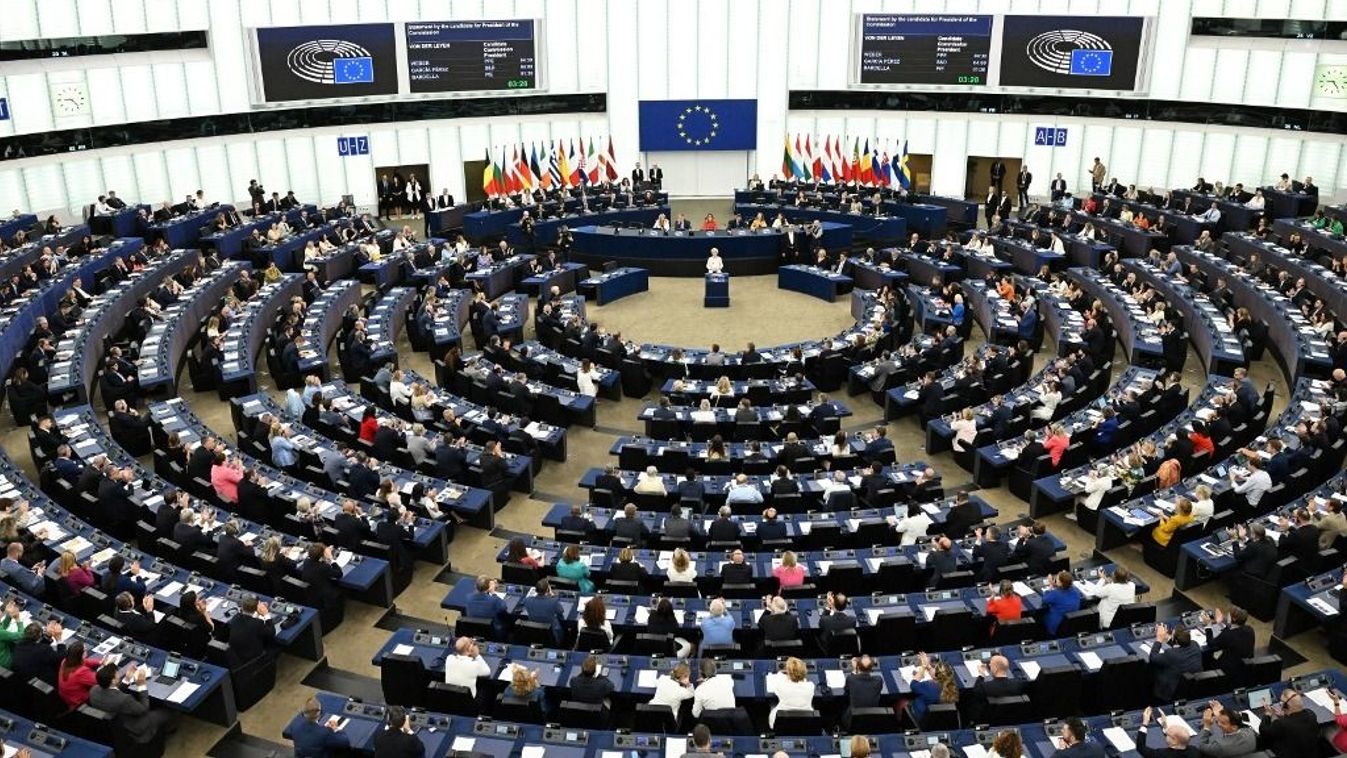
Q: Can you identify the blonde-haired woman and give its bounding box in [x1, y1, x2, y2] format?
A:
[666, 548, 697, 583]
[710, 376, 734, 406]
[58, 551, 95, 594]
[773, 550, 806, 589]
[951, 407, 978, 452]
[765, 656, 816, 727]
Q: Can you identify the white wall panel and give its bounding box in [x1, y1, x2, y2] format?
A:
[143, 0, 181, 33]
[726, 0, 761, 100]
[1242, 50, 1281, 107]
[1109, 127, 1144, 188]
[1265, 138, 1304, 186]
[283, 137, 320, 203]
[696, 0, 731, 99]
[665, 1, 698, 99]
[0, 168, 28, 216]
[1199, 133, 1236, 184]
[1136, 129, 1175, 190]
[110, 0, 148, 34]
[545, 0, 580, 94]
[99, 156, 138, 201]
[253, 140, 292, 200]
[1300, 140, 1341, 193]
[130, 152, 169, 204]
[224, 142, 260, 206]
[329, 0, 361, 23]
[151, 64, 190, 119]
[177, 2, 211, 30]
[634, 0, 670, 101]
[119, 65, 159, 123]
[1168, 132, 1205, 189]
[1289, 0, 1326, 13]
[267, 0, 304, 26]
[37, 0, 80, 38]
[930, 119, 967, 197]
[964, 117, 998, 159]
[193, 145, 233, 207]
[426, 125, 464, 202]
[786, 0, 822, 89]
[162, 146, 201, 202]
[1277, 51, 1317, 108]
[60, 159, 102, 214]
[21, 164, 65, 214]
[77, 1, 116, 36]
[5, 73, 53, 136]
[1179, 48, 1218, 103]
[298, 0, 333, 24]
[1209, 49, 1250, 104]
[1, 1, 39, 42]
[183, 60, 222, 115]
[1231, 135, 1268, 187]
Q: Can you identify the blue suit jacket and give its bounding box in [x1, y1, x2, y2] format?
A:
[291, 718, 351, 757]
[521, 595, 566, 642]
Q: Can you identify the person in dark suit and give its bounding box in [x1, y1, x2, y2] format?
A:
[817, 591, 856, 640]
[12, 620, 65, 686]
[1015, 165, 1032, 210]
[862, 426, 893, 462]
[925, 537, 959, 588]
[433, 434, 468, 481]
[917, 372, 943, 425]
[346, 455, 381, 502]
[1050, 173, 1068, 202]
[216, 520, 255, 580]
[302, 543, 345, 623]
[522, 578, 566, 645]
[568, 654, 616, 710]
[171, 508, 212, 554]
[87, 663, 175, 747]
[188, 436, 218, 481]
[1148, 624, 1202, 701]
[1276, 508, 1321, 566]
[291, 696, 351, 756]
[113, 592, 159, 645]
[706, 506, 742, 544]
[720, 549, 754, 585]
[1231, 523, 1279, 581]
[375, 505, 416, 579]
[477, 440, 509, 489]
[228, 594, 277, 667]
[1200, 606, 1254, 686]
[970, 654, 1028, 723]
[557, 503, 592, 538]
[841, 654, 883, 729]
[610, 503, 650, 546]
[757, 595, 799, 642]
[373, 706, 425, 758]
[972, 525, 1012, 582]
[1011, 522, 1056, 575]
[989, 160, 1006, 193]
[1053, 718, 1106, 757]
[941, 493, 982, 540]
[1133, 706, 1198, 756]
[332, 500, 371, 549]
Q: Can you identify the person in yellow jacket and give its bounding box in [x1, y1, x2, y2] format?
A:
[1152, 497, 1195, 547]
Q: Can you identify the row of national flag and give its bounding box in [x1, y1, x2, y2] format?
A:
[781, 134, 912, 190]
[482, 136, 620, 197]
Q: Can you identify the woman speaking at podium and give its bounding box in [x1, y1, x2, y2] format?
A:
[706, 248, 725, 274]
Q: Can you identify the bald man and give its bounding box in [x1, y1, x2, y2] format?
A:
[443, 636, 491, 696]
[971, 654, 1027, 723]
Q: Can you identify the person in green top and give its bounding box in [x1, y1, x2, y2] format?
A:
[1329, 218, 1345, 236]
[0, 600, 26, 668]
[554, 543, 595, 593]
[1310, 210, 1330, 229]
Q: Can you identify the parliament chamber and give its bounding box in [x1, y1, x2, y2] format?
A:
[3, 2, 1347, 758]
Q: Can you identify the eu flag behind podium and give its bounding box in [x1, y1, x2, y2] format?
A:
[638, 99, 758, 151]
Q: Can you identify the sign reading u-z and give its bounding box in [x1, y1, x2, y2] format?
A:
[337, 136, 370, 156]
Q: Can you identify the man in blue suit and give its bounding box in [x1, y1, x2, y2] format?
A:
[1148, 624, 1202, 702]
[291, 697, 350, 757]
[862, 425, 893, 462]
[1017, 301, 1039, 342]
[521, 578, 566, 645]
[465, 575, 510, 637]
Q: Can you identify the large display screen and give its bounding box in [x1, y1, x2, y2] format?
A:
[997, 16, 1146, 90]
[858, 15, 993, 86]
[405, 20, 538, 93]
[254, 23, 399, 102]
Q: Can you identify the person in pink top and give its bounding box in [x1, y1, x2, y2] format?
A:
[1042, 424, 1070, 467]
[210, 451, 244, 503]
[773, 550, 806, 590]
[57, 551, 95, 594]
[1332, 683, 1347, 753]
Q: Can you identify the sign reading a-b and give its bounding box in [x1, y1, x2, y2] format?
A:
[1034, 127, 1068, 147]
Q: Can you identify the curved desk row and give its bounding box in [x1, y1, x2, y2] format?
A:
[48, 407, 325, 659]
[972, 367, 1162, 488]
[505, 207, 667, 250]
[577, 266, 648, 305]
[217, 274, 305, 398]
[732, 202, 907, 243]
[0, 224, 91, 286]
[466, 253, 536, 300]
[1175, 245, 1333, 380]
[658, 375, 816, 406]
[146, 205, 232, 248]
[366, 286, 417, 370]
[1225, 231, 1347, 322]
[570, 223, 852, 277]
[297, 279, 363, 380]
[1122, 258, 1246, 376]
[1065, 268, 1165, 367]
[137, 260, 248, 393]
[1030, 376, 1230, 517]
[464, 194, 669, 239]
[461, 350, 604, 426]
[46, 245, 189, 406]
[384, 368, 568, 462]
[540, 497, 995, 548]
[197, 204, 316, 257]
[0, 212, 37, 244]
[234, 391, 498, 530]
[0, 240, 129, 390]
[1095, 377, 1330, 552]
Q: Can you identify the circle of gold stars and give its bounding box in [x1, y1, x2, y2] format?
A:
[676, 104, 719, 146]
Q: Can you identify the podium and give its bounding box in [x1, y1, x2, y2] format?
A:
[704, 273, 730, 308]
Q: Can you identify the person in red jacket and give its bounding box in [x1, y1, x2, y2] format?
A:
[57, 640, 101, 709]
[1043, 424, 1071, 467]
[1188, 421, 1215, 457]
[359, 407, 378, 443]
